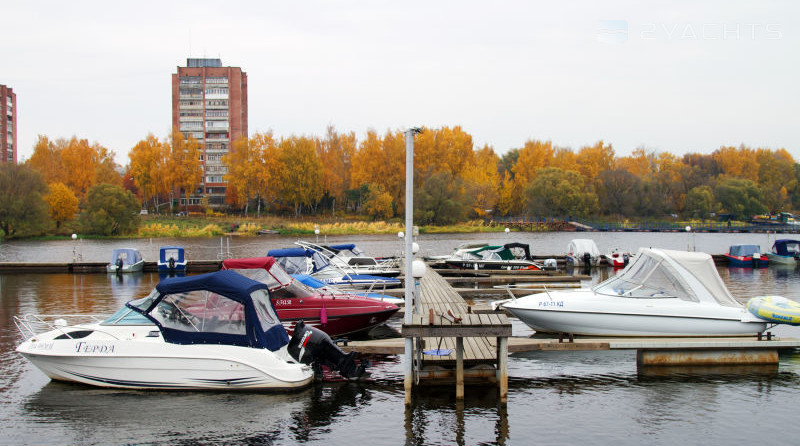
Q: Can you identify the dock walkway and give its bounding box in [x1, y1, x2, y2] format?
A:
[402, 269, 511, 401]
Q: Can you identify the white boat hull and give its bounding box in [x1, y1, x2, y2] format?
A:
[16, 326, 313, 390]
[503, 290, 768, 337]
[769, 254, 797, 265]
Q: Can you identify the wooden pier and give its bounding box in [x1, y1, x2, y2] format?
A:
[401, 269, 512, 402]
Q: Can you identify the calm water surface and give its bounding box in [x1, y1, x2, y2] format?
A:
[2, 233, 800, 445]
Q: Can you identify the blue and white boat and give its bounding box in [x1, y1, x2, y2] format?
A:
[15, 271, 314, 390]
[106, 248, 144, 273]
[268, 247, 402, 289]
[157, 246, 187, 274]
[770, 239, 800, 265]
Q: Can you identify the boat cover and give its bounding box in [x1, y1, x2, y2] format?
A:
[772, 239, 800, 256]
[222, 257, 315, 298]
[128, 270, 289, 351]
[567, 239, 601, 256]
[728, 245, 761, 257]
[594, 248, 741, 307]
[110, 248, 142, 266]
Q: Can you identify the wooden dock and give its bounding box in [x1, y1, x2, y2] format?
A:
[401, 269, 512, 402]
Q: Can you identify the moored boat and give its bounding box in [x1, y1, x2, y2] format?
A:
[439, 242, 542, 271]
[725, 244, 769, 268]
[106, 248, 144, 274]
[157, 246, 187, 274]
[769, 239, 800, 266]
[565, 239, 601, 267]
[221, 257, 399, 336]
[502, 248, 769, 336]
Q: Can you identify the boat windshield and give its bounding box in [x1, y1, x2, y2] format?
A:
[232, 268, 316, 299]
[101, 306, 153, 325]
[593, 254, 699, 301]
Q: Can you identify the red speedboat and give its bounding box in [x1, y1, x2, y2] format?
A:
[221, 257, 399, 337]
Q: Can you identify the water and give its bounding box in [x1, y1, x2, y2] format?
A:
[2, 233, 800, 445]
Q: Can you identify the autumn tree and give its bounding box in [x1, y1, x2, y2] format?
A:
[277, 135, 324, 216]
[45, 182, 79, 229]
[362, 183, 394, 220]
[224, 136, 263, 214]
[319, 126, 356, 215]
[351, 129, 405, 216]
[81, 183, 140, 235]
[414, 126, 475, 177]
[524, 167, 598, 218]
[714, 145, 759, 182]
[0, 164, 49, 238]
[415, 170, 469, 225]
[714, 177, 766, 219]
[596, 169, 641, 218]
[169, 129, 203, 213]
[685, 185, 716, 219]
[463, 144, 501, 217]
[128, 134, 167, 210]
[756, 148, 796, 212]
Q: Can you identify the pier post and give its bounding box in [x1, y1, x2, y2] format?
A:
[403, 127, 420, 405]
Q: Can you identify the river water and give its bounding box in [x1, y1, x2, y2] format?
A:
[2, 232, 800, 445]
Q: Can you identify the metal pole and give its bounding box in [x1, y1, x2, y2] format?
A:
[404, 128, 418, 405]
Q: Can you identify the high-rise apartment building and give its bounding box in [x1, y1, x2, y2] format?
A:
[0, 85, 17, 164]
[172, 58, 248, 208]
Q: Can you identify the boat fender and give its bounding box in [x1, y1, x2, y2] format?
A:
[288, 320, 365, 380]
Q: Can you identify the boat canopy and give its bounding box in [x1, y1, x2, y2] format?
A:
[567, 239, 600, 256]
[110, 248, 142, 266]
[159, 246, 185, 263]
[772, 239, 800, 256]
[593, 248, 741, 307]
[221, 257, 315, 299]
[127, 270, 289, 351]
[729, 244, 761, 257]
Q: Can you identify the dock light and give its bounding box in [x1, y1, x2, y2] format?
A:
[71, 234, 77, 240]
[685, 226, 691, 232]
[398, 231, 404, 238]
[411, 259, 426, 279]
[412, 242, 419, 255]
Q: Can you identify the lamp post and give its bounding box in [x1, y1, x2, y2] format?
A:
[403, 127, 421, 405]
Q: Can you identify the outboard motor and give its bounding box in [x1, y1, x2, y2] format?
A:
[582, 252, 592, 266]
[623, 253, 630, 266]
[288, 321, 365, 380]
[115, 258, 124, 275]
[168, 257, 176, 273]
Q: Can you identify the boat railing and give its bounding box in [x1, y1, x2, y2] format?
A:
[13, 314, 107, 340]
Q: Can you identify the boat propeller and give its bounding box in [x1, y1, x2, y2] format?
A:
[288, 320, 365, 380]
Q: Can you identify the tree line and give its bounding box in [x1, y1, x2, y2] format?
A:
[1, 125, 797, 238]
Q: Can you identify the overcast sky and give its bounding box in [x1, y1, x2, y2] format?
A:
[3, 1, 798, 165]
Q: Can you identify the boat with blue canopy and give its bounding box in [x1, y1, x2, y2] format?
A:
[158, 246, 187, 274]
[770, 239, 800, 266]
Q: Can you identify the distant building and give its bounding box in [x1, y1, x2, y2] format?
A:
[0, 85, 17, 163]
[171, 58, 248, 208]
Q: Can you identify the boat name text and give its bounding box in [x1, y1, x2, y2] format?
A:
[538, 301, 565, 308]
[75, 342, 116, 354]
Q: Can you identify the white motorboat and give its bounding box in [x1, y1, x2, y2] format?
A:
[295, 241, 401, 277]
[436, 242, 544, 271]
[267, 247, 402, 289]
[106, 248, 144, 273]
[14, 271, 362, 390]
[602, 248, 631, 268]
[502, 248, 770, 336]
[565, 239, 601, 267]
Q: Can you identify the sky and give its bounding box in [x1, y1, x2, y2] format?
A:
[3, 1, 799, 165]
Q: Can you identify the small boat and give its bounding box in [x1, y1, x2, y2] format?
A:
[425, 242, 490, 262]
[157, 246, 187, 274]
[221, 257, 399, 337]
[267, 247, 402, 289]
[106, 248, 144, 273]
[295, 241, 401, 277]
[769, 239, 800, 265]
[747, 295, 800, 325]
[15, 271, 320, 390]
[602, 248, 631, 268]
[437, 242, 543, 270]
[565, 239, 601, 267]
[502, 248, 769, 336]
[725, 244, 769, 268]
